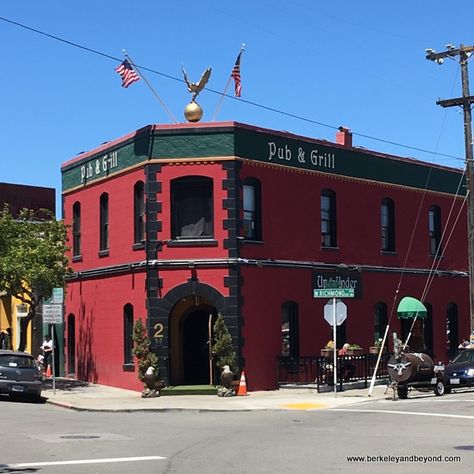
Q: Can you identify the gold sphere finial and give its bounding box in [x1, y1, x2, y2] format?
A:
[184, 101, 203, 122]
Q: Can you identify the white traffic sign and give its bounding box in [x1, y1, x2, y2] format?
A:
[324, 299, 347, 326]
[43, 304, 63, 324]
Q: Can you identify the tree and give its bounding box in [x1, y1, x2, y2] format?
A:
[0, 206, 71, 351]
[132, 318, 158, 383]
[213, 313, 236, 371]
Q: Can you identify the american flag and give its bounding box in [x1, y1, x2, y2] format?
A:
[231, 52, 242, 97]
[115, 59, 140, 88]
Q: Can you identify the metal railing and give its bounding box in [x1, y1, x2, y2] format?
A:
[277, 353, 391, 393]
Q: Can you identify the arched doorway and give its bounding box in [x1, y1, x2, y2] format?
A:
[169, 300, 217, 385]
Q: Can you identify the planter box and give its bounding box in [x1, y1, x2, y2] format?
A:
[345, 348, 364, 356]
[369, 346, 380, 354]
[321, 349, 334, 357]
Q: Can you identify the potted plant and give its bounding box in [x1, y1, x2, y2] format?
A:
[346, 344, 364, 356]
[370, 338, 383, 354]
[132, 318, 161, 398]
[321, 340, 334, 357]
[212, 313, 238, 393]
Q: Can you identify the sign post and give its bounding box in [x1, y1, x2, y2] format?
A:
[313, 271, 357, 396]
[323, 298, 348, 396]
[43, 288, 63, 394]
[43, 303, 63, 394]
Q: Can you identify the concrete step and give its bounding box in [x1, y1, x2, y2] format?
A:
[161, 385, 218, 396]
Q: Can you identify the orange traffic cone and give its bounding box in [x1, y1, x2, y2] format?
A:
[237, 371, 247, 396]
[45, 364, 52, 378]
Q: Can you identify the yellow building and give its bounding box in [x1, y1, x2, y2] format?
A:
[0, 294, 34, 353]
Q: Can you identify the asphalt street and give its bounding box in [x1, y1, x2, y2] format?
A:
[1, 387, 473, 473]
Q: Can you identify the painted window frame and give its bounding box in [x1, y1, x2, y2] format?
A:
[170, 176, 214, 240]
[123, 303, 134, 366]
[374, 302, 388, 344]
[243, 178, 262, 241]
[446, 303, 459, 357]
[99, 192, 109, 252]
[381, 198, 395, 252]
[134, 181, 145, 244]
[72, 201, 81, 258]
[321, 189, 337, 248]
[281, 301, 299, 358]
[424, 302, 433, 356]
[429, 205, 442, 257]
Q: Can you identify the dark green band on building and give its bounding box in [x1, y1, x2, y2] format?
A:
[62, 123, 465, 196]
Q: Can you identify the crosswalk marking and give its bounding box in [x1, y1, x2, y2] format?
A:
[10, 455, 166, 468]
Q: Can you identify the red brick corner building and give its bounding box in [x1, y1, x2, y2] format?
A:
[61, 122, 469, 391]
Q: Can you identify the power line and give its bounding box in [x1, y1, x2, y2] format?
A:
[0, 15, 463, 163]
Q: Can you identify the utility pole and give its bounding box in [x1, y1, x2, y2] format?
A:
[426, 44, 474, 333]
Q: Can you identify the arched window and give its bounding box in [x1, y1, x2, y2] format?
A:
[72, 201, 81, 257]
[424, 303, 433, 357]
[99, 192, 109, 252]
[446, 303, 458, 356]
[429, 205, 442, 256]
[400, 318, 411, 344]
[336, 322, 347, 349]
[171, 177, 213, 239]
[123, 304, 134, 365]
[243, 178, 262, 241]
[67, 314, 76, 376]
[374, 302, 388, 345]
[281, 301, 299, 357]
[381, 198, 395, 252]
[134, 181, 145, 244]
[321, 189, 337, 247]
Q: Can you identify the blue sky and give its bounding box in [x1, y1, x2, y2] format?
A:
[1, 2, 472, 216]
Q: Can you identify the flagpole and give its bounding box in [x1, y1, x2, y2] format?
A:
[211, 44, 245, 122]
[123, 50, 178, 124]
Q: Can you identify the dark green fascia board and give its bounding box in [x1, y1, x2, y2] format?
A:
[61, 122, 465, 196]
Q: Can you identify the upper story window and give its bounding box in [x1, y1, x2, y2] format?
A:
[429, 205, 442, 256]
[99, 192, 109, 251]
[381, 198, 395, 252]
[134, 181, 145, 244]
[321, 189, 337, 247]
[243, 178, 262, 241]
[171, 177, 213, 239]
[72, 201, 81, 257]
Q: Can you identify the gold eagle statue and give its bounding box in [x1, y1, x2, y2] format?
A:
[181, 65, 212, 102]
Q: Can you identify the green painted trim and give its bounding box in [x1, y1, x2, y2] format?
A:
[62, 124, 464, 195]
[234, 127, 465, 195]
[62, 129, 234, 192]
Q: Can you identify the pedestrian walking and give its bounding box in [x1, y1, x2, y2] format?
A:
[41, 334, 53, 376]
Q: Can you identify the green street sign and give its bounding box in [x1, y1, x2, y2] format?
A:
[313, 288, 355, 298]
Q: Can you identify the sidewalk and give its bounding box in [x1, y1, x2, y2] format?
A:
[41, 379, 391, 412]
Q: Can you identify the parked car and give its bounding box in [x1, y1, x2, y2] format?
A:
[444, 348, 474, 393]
[0, 350, 43, 401]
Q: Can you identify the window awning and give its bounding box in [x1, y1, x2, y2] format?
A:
[397, 296, 427, 319]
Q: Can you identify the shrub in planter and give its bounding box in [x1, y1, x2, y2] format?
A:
[132, 318, 159, 397]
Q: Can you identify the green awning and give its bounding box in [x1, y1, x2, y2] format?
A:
[397, 296, 427, 319]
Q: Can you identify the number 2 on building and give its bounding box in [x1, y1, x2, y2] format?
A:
[153, 323, 164, 339]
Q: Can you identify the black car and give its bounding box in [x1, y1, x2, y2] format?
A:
[444, 348, 474, 393]
[0, 350, 43, 400]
